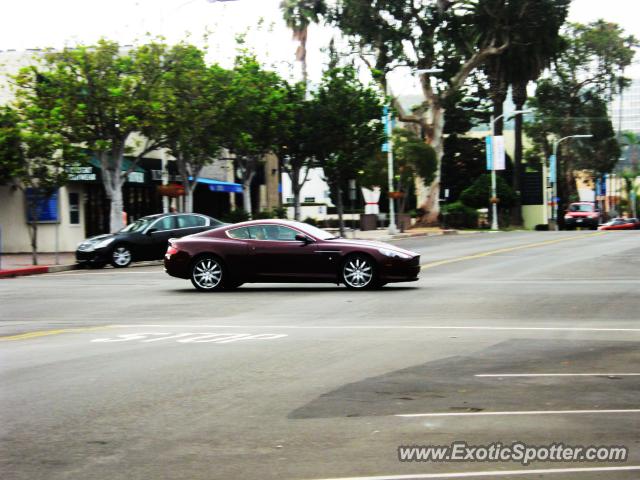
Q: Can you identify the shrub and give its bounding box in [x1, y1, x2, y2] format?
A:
[460, 174, 518, 209]
[440, 201, 479, 229]
[222, 208, 251, 223]
[303, 217, 318, 227]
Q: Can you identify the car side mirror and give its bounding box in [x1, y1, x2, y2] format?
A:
[146, 228, 157, 235]
[295, 233, 313, 244]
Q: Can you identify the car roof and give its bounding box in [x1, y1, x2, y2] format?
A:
[226, 219, 305, 229]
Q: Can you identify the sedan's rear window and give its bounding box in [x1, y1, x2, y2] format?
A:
[569, 204, 594, 212]
[227, 227, 250, 239]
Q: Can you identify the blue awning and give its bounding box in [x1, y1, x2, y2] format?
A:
[191, 177, 243, 194]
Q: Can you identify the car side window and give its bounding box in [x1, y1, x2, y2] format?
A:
[247, 225, 299, 241]
[177, 215, 205, 228]
[228, 227, 250, 239]
[152, 216, 175, 231]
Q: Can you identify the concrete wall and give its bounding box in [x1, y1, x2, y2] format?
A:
[0, 184, 87, 253]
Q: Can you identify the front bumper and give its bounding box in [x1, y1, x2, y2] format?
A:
[564, 217, 598, 228]
[378, 255, 421, 282]
[76, 248, 111, 265]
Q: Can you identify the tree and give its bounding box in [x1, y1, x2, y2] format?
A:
[329, 0, 527, 225]
[280, 0, 326, 88]
[391, 128, 437, 214]
[460, 173, 517, 211]
[226, 54, 295, 216]
[525, 21, 637, 227]
[0, 106, 81, 264]
[13, 40, 169, 233]
[278, 81, 318, 220]
[154, 43, 233, 213]
[311, 66, 384, 236]
[501, 0, 570, 225]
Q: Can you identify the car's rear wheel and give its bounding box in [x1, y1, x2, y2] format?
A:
[190, 256, 225, 292]
[342, 254, 376, 290]
[111, 246, 132, 268]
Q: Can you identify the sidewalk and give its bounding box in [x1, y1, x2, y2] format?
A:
[331, 227, 466, 242]
[0, 252, 77, 278]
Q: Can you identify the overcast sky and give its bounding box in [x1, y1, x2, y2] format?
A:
[1, 0, 639, 87]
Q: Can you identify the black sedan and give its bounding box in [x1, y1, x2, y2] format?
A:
[164, 219, 421, 291]
[76, 213, 224, 268]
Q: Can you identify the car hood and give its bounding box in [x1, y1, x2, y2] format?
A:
[84, 234, 116, 243]
[326, 238, 418, 256]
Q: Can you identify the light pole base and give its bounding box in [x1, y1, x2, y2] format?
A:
[388, 223, 398, 235]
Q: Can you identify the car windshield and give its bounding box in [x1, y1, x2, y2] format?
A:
[295, 222, 339, 240]
[569, 204, 594, 212]
[119, 217, 154, 233]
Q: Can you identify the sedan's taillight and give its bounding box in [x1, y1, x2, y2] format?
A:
[166, 242, 179, 256]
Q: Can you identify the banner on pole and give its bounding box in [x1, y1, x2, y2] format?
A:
[485, 136, 493, 170]
[493, 136, 505, 170]
[549, 154, 557, 184]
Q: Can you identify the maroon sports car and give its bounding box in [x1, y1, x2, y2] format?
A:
[164, 219, 420, 291]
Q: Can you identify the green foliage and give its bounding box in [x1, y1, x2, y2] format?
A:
[222, 208, 251, 223]
[12, 39, 172, 232]
[302, 216, 318, 227]
[441, 201, 479, 229]
[526, 20, 637, 198]
[253, 206, 288, 219]
[460, 174, 518, 209]
[441, 135, 486, 202]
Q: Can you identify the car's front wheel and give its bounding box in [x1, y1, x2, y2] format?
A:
[342, 255, 376, 290]
[111, 246, 132, 268]
[190, 256, 225, 292]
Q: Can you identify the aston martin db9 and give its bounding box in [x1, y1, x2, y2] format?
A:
[164, 220, 420, 291]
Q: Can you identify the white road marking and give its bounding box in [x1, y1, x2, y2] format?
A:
[113, 324, 640, 332]
[310, 465, 640, 479]
[396, 409, 640, 418]
[91, 332, 288, 344]
[475, 373, 640, 377]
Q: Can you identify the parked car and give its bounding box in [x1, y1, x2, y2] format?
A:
[77, 213, 225, 268]
[598, 218, 640, 230]
[164, 219, 421, 291]
[563, 202, 600, 230]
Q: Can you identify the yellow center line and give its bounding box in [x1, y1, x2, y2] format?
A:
[420, 232, 604, 270]
[0, 325, 115, 342]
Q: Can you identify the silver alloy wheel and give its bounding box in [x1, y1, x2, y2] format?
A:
[343, 257, 373, 288]
[112, 247, 132, 267]
[192, 258, 223, 290]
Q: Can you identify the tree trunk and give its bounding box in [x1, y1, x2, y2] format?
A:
[184, 185, 195, 213]
[336, 181, 345, 237]
[109, 186, 125, 234]
[511, 80, 528, 226]
[98, 145, 127, 234]
[290, 166, 302, 221]
[242, 169, 255, 217]
[417, 105, 445, 225]
[26, 194, 39, 265]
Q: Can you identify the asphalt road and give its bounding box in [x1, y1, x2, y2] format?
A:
[1, 231, 640, 480]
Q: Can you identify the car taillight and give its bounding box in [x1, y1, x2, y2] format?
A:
[166, 245, 178, 255]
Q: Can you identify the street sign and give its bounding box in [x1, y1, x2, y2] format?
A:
[493, 136, 505, 170]
[486, 136, 505, 170]
[485, 136, 493, 170]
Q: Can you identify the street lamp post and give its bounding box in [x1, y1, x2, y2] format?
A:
[385, 68, 442, 234]
[489, 110, 531, 230]
[550, 134, 593, 230]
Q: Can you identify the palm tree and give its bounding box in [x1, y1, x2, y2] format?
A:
[504, 0, 570, 224]
[280, 0, 326, 89]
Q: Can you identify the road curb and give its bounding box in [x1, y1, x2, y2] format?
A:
[0, 263, 78, 278]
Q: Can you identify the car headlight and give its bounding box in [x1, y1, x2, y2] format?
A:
[378, 248, 411, 259]
[77, 242, 95, 252]
[94, 238, 115, 249]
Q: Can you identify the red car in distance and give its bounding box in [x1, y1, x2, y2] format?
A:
[563, 202, 600, 230]
[598, 218, 640, 230]
[164, 220, 420, 291]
